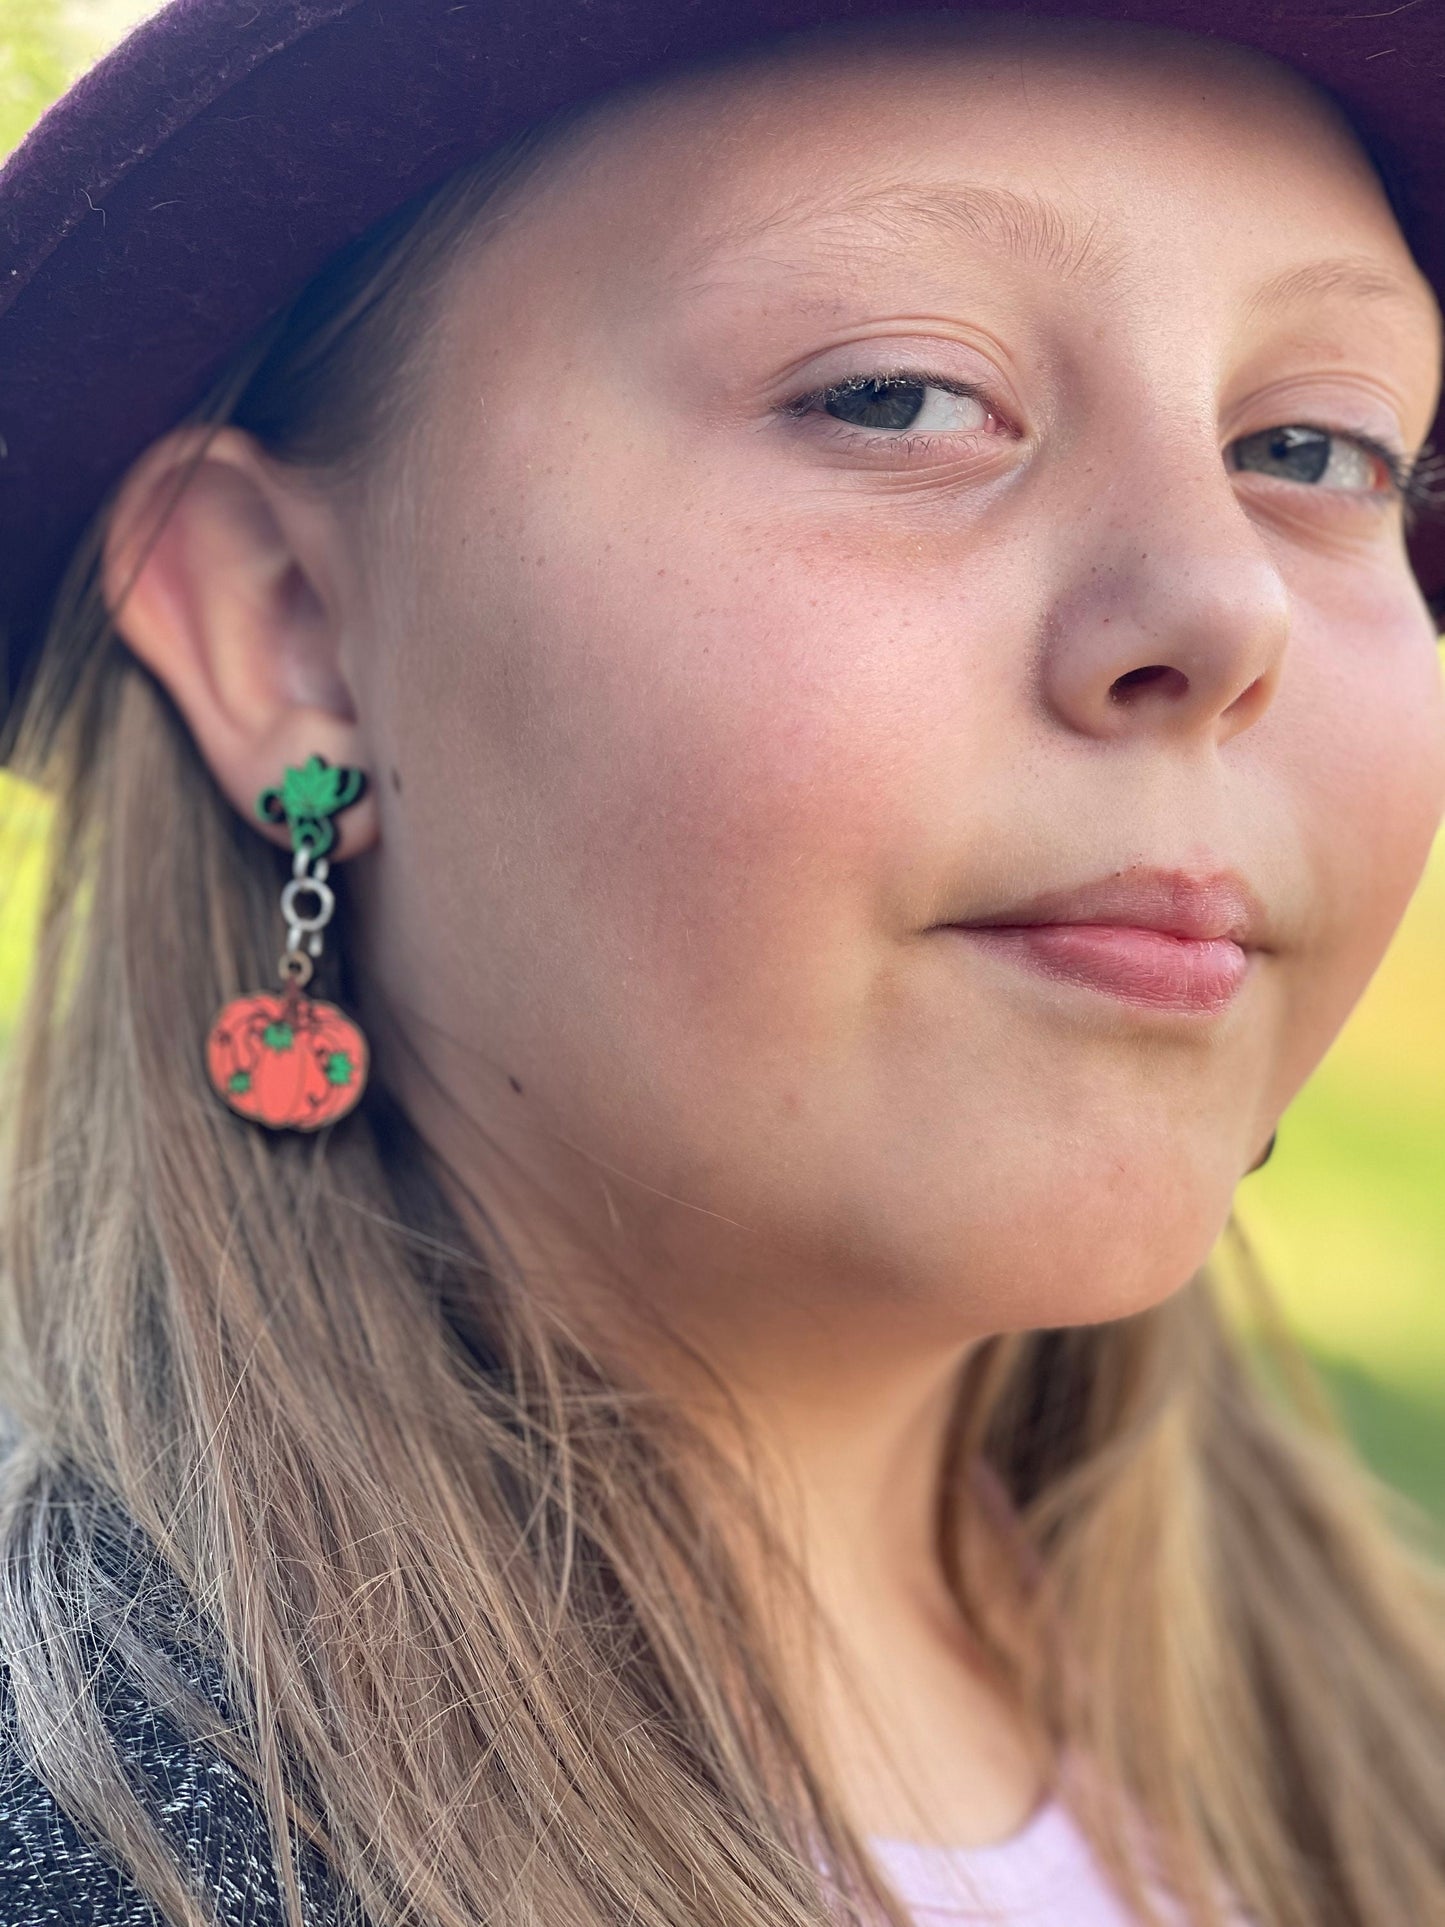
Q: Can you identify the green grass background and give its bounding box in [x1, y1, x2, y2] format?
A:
[4, 1, 1443, 1523]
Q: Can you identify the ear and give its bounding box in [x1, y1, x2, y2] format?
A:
[99, 423, 379, 862]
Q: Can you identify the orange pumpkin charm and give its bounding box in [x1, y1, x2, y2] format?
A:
[206, 756, 372, 1132]
[206, 987, 368, 1132]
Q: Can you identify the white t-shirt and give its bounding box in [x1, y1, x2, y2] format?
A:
[866, 1792, 1249, 1925]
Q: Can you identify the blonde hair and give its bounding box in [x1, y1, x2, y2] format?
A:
[2, 88, 1444, 1927]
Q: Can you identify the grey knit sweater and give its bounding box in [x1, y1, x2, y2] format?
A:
[0, 1487, 360, 1927]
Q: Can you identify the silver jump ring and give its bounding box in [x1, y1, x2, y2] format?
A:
[292, 847, 330, 882]
[281, 848, 336, 966]
[281, 873, 335, 934]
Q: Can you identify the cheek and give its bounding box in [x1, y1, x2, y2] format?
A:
[516, 528, 958, 1057]
[403, 434, 998, 1095]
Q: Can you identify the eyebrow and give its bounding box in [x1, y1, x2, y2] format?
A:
[672, 179, 1444, 353]
[1242, 253, 1443, 358]
[671, 181, 1129, 292]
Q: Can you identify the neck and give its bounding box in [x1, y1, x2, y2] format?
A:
[427, 1147, 1051, 1846]
[649, 1325, 1051, 1848]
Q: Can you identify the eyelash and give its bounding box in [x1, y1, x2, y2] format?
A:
[778, 369, 1441, 517]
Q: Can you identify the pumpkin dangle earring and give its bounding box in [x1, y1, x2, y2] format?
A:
[205, 754, 371, 1132]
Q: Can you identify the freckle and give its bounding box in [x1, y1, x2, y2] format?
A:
[508, 1075, 524, 1095]
[390, 767, 402, 793]
[657, 568, 667, 576]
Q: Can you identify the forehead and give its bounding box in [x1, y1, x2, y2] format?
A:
[510, 12, 1439, 355]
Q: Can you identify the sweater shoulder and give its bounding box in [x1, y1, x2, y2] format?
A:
[0, 1690, 173, 1924]
[0, 1482, 358, 1926]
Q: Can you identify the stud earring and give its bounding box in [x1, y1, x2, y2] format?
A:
[1246, 1128, 1278, 1174]
[204, 754, 370, 1132]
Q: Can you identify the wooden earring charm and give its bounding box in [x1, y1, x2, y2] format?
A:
[205, 755, 371, 1132]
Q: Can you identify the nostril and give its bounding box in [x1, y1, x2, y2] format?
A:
[1110, 663, 1185, 700]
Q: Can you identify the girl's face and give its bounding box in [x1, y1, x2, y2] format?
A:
[345, 13, 1443, 1362]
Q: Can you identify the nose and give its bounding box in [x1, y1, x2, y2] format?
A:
[1039, 413, 1292, 747]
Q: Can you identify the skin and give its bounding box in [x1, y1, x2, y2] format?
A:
[103, 11, 1444, 1853]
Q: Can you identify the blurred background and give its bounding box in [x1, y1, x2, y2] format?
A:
[3, 1, 1443, 1524]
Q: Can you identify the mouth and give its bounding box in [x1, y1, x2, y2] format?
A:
[942, 921, 1253, 1014]
[936, 863, 1266, 1014]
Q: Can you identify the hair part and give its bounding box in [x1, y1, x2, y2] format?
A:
[1, 86, 1444, 1927]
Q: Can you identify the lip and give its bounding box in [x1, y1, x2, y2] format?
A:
[949, 924, 1252, 1013]
[951, 865, 1267, 947]
[940, 865, 1265, 1014]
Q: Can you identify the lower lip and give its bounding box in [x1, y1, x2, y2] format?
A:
[947, 923, 1252, 1013]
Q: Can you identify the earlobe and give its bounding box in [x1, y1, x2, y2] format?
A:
[99, 423, 379, 863]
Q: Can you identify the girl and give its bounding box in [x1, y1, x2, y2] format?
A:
[1, 4, 1443, 1924]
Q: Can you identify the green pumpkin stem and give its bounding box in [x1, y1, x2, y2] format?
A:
[256, 754, 367, 858]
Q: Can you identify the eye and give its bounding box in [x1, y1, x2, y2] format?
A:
[779, 371, 1006, 449]
[777, 373, 1428, 510]
[1228, 423, 1408, 502]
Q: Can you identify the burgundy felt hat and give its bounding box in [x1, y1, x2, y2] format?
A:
[2, 0, 1443, 750]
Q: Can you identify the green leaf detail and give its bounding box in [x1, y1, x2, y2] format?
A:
[255, 755, 367, 858]
[227, 1070, 253, 1094]
[323, 1051, 354, 1086]
[262, 1022, 294, 1050]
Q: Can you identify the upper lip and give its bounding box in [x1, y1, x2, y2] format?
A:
[951, 865, 1267, 947]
